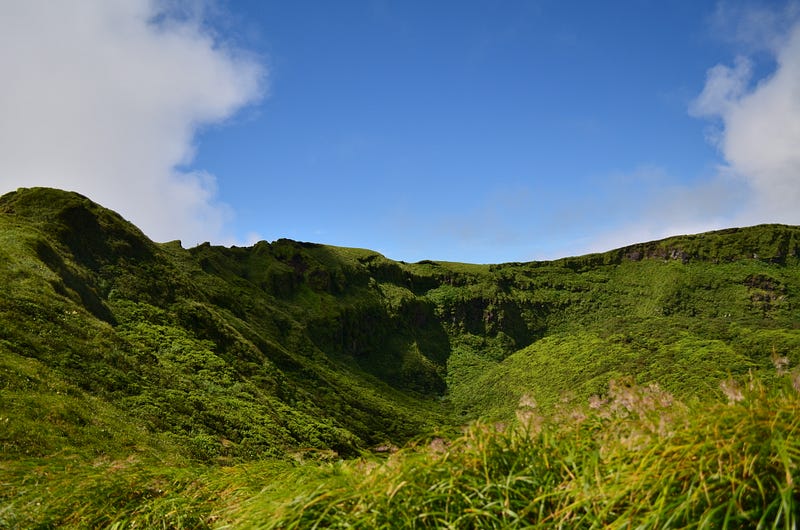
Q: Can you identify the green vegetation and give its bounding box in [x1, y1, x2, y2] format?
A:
[250, 377, 800, 529]
[4, 377, 798, 528]
[1, 187, 800, 526]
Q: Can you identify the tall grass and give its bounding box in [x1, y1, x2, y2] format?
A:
[2, 375, 798, 528]
[236, 375, 800, 529]
[0, 457, 293, 529]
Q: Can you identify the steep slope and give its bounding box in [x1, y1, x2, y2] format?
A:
[0, 188, 450, 462]
[2, 187, 800, 464]
[440, 231, 800, 417]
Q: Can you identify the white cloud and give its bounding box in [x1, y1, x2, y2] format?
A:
[526, 3, 800, 262]
[692, 14, 800, 226]
[690, 57, 752, 124]
[0, 0, 264, 245]
[567, 3, 800, 262]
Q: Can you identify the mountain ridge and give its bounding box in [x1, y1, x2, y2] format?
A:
[1, 186, 800, 463]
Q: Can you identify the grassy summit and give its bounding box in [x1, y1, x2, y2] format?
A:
[1, 187, 799, 527]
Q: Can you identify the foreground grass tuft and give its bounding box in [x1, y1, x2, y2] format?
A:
[2, 376, 798, 528]
[241, 376, 800, 529]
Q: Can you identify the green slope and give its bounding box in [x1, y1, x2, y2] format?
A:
[1, 187, 800, 463]
[0, 188, 450, 463]
[445, 256, 800, 418]
[2, 187, 800, 528]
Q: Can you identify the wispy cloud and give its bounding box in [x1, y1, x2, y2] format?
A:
[0, 1, 264, 245]
[574, 2, 800, 260]
[537, 166, 747, 260]
[692, 6, 800, 227]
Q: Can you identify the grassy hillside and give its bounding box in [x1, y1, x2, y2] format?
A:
[1, 187, 800, 527]
[0, 188, 452, 464]
[445, 255, 800, 418]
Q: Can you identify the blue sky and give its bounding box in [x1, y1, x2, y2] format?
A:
[2, 1, 800, 263]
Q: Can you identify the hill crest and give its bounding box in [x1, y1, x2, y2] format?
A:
[1, 186, 800, 462]
[4, 186, 799, 266]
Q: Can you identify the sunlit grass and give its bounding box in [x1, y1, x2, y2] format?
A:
[3, 376, 798, 528]
[0, 457, 295, 529]
[237, 375, 800, 529]
[6, 373, 800, 529]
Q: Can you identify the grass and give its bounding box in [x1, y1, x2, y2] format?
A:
[6, 375, 796, 528]
[240, 375, 800, 529]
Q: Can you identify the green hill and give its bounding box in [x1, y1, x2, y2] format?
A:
[2, 187, 799, 527]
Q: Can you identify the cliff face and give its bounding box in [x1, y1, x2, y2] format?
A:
[2, 187, 800, 461]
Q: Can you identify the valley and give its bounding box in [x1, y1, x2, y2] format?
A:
[2, 187, 799, 527]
